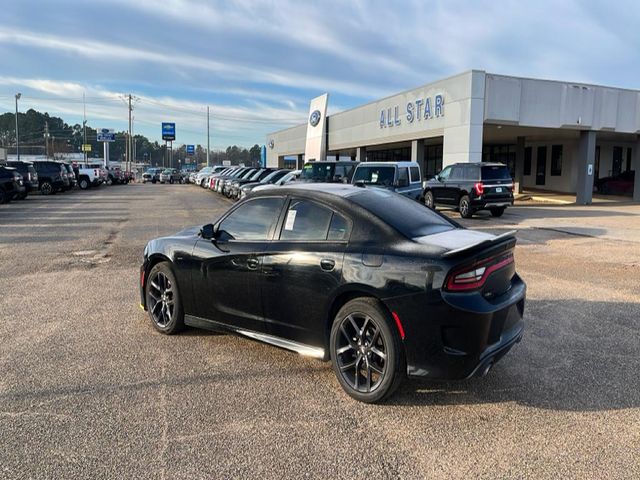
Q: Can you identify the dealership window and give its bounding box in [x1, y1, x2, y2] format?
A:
[482, 144, 516, 177]
[367, 147, 410, 163]
[551, 145, 563, 176]
[612, 147, 623, 176]
[626, 148, 632, 172]
[425, 144, 443, 177]
[595, 146, 600, 178]
[524, 147, 532, 176]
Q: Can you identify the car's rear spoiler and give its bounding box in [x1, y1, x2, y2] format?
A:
[442, 230, 518, 258]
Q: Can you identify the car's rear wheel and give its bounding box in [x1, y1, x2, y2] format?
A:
[330, 298, 405, 403]
[78, 177, 89, 190]
[459, 195, 473, 218]
[41, 181, 53, 195]
[490, 207, 506, 217]
[146, 262, 184, 334]
[424, 191, 434, 209]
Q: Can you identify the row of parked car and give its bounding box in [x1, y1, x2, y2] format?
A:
[189, 159, 517, 218]
[142, 167, 192, 184]
[0, 159, 133, 204]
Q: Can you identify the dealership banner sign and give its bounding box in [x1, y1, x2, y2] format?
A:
[380, 94, 444, 128]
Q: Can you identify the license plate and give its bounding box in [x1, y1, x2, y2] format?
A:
[496, 187, 503, 193]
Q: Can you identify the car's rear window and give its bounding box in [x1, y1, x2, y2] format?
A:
[349, 189, 455, 238]
[352, 166, 395, 186]
[481, 165, 512, 180]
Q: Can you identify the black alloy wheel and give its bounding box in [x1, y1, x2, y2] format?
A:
[459, 195, 473, 218]
[424, 191, 435, 209]
[40, 181, 53, 195]
[330, 298, 404, 403]
[146, 262, 184, 334]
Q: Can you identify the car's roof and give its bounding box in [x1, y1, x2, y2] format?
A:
[263, 182, 373, 198]
[357, 161, 418, 167]
[305, 160, 359, 164]
[450, 162, 507, 168]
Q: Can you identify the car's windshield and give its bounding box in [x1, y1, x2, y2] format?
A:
[248, 169, 264, 181]
[481, 165, 511, 180]
[352, 166, 395, 186]
[301, 163, 335, 181]
[261, 169, 289, 184]
[163, 169, 172, 174]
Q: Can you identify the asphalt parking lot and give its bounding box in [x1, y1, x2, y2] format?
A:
[1, 184, 639, 479]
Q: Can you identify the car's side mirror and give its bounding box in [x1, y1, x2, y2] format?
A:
[200, 223, 215, 240]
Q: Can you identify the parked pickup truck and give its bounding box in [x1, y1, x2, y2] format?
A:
[74, 164, 104, 190]
[351, 161, 422, 200]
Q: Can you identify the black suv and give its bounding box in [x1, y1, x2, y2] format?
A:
[0, 165, 25, 203]
[300, 160, 359, 183]
[7, 160, 39, 198]
[32, 161, 68, 195]
[422, 162, 514, 218]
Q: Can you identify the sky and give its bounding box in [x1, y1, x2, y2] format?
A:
[1, 0, 639, 150]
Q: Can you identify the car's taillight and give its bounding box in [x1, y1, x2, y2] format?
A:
[445, 252, 514, 292]
[474, 182, 484, 196]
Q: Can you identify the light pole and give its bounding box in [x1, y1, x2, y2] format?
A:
[15, 93, 21, 161]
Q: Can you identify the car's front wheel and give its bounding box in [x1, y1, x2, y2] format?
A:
[330, 298, 405, 403]
[424, 191, 434, 209]
[146, 262, 184, 334]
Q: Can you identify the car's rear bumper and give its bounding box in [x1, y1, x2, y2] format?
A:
[385, 274, 526, 380]
[471, 196, 514, 210]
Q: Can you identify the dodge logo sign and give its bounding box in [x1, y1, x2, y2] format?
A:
[309, 110, 321, 127]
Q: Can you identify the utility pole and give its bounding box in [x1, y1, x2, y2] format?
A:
[207, 105, 210, 167]
[15, 93, 21, 161]
[83, 93, 87, 164]
[128, 94, 133, 173]
[44, 121, 50, 157]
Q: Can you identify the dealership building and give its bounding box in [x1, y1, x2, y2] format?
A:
[266, 70, 640, 203]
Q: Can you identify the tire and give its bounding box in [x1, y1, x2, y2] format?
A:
[459, 195, 473, 218]
[106, 176, 113, 186]
[490, 207, 506, 217]
[0, 190, 10, 204]
[145, 262, 184, 335]
[41, 181, 54, 195]
[423, 191, 435, 209]
[78, 177, 90, 190]
[169, 178, 174, 184]
[330, 297, 405, 403]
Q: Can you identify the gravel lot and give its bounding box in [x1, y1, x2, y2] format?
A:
[1, 184, 638, 479]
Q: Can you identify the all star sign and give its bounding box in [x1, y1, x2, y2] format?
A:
[379, 94, 444, 128]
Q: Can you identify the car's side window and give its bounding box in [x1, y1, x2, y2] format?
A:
[398, 167, 409, 185]
[450, 167, 464, 180]
[438, 166, 452, 181]
[410, 166, 420, 183]
[327, 212, 350, 241]
[218, 197, 285, 241]
[279, 199, 348, 241]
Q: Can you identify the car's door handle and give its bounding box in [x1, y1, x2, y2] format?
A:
[247, 257, 259, 270]
[320, 259, 335, 271]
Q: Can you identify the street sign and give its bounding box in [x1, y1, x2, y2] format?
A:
[97, 128, 115, 142]
[81, 144, 92, 152]
[186, 144, 195, 155]
[162, 122, 176, 141]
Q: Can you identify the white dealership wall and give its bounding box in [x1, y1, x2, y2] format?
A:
[267, 70, 640, 200]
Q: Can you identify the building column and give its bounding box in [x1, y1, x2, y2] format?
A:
[576, 131, 596, 205]
[515, 136, 525, 193]
[277, 155, 285, 169]
[297, 153, 304, 170]
[633, 136, 640, 203]
[355, 146, 367, 162]
[411, 139, 424, 164]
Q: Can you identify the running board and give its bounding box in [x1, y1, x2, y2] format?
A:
[184, 314, 325, 359]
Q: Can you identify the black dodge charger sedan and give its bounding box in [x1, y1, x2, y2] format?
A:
[140, 184, 526, 403]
